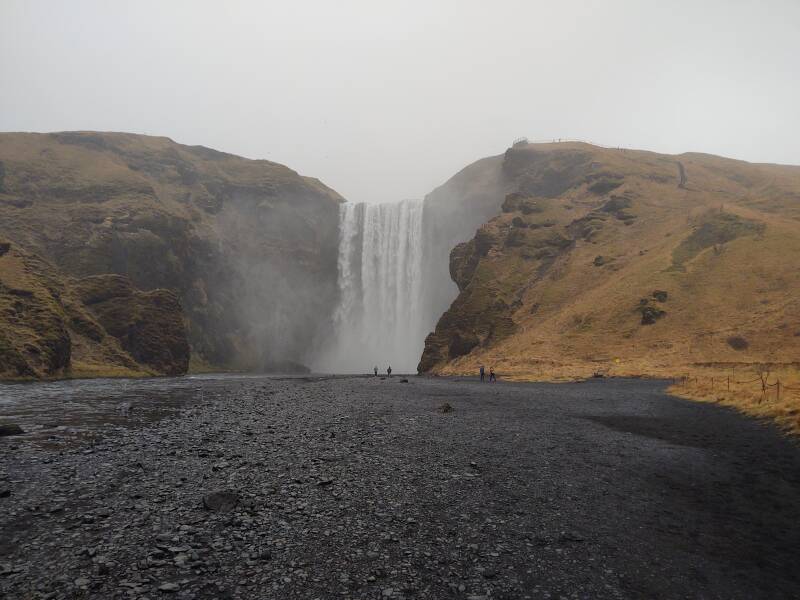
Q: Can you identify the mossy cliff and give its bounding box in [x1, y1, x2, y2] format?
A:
[0, 239, 187, 379]
[0, 132, 343, 378]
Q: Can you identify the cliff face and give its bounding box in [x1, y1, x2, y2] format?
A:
[0, 132, 343, 377]
[73, 274, 190, 376]
[0, 240, 187, 379]
[419, 142, 800, 377]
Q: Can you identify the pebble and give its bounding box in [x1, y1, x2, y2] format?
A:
[1, 375, 797, 599]
[158, 582, 180, 592]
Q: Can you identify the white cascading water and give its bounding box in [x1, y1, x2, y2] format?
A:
[318, 200, 425, 373]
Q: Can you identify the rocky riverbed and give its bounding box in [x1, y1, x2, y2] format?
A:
[1, 374, 799, 599]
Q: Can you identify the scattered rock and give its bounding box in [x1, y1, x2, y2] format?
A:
[1, 373, 797, 599]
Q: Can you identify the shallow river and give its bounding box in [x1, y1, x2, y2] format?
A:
[0, 373, 299, 443]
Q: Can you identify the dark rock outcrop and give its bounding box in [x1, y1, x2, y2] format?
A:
[0, 239, 188, 379]
[74, 275, 190, 376]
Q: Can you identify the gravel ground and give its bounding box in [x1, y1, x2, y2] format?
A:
[1, 374, 799, 600]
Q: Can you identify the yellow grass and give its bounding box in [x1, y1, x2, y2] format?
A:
[68, 360, 153, 380]
[439, 359, 800, 435]
[668, 366, 800, 435]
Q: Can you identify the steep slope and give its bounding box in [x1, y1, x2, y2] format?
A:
[0, 239, 187, 379]
[0, 132, 343, 375]
[419, 142, 800, 380]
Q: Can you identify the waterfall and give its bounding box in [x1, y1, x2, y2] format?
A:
[318, 200, 425, 373]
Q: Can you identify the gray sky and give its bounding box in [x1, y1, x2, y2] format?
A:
[2, 0, 798, 203]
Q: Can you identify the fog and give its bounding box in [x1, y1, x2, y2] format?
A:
[1, 0, 799, 204]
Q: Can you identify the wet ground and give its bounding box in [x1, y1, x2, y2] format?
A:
[1, 374, 799, 599]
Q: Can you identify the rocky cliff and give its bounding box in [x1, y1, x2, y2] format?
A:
[0, 132, 343, 378]
[0, 239, 188, 378]
[419, 142, 800, 378]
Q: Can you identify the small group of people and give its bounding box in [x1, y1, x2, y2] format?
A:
[479, 365, 496, 382]
[373, 365, 392, 377]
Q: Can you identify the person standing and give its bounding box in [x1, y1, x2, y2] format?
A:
[489, 367, 496, 383]
[387, 365, 392, 377]
[373, 366, 378, 376]
[479, 365, 485, 382]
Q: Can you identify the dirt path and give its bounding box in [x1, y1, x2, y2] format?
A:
[2, 375, 799, 599]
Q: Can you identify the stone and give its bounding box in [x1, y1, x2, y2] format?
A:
[0, 424, 24, 437]
[158, 582, 180, 592]
[202, 490, 239, 513]
[640, 305, 666, 325]
[652, 290, 668, 302]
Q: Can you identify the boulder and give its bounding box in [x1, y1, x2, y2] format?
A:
[640, 305, 666, 325]
[202, 489, 239, 513]
[0, 423, 24, 436]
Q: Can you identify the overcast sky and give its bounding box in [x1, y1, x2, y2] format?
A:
[1, 0, 798, 203]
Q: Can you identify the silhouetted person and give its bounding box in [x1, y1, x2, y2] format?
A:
[387, 365, 392, 377]
[489, 367, 496, 382]
[479, 365, 485, 382]
[373, 366, 378, 376]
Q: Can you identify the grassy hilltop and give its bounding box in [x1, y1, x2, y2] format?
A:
[0, 132, 343, 378]
[420, 142, 800, 432]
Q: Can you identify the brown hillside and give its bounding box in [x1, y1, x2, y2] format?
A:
[420, 143, 800, 399]
[0, 239, 187, 379]
[0, 132, 343, 374]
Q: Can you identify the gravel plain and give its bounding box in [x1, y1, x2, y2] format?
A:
[1, 374, 800, 600]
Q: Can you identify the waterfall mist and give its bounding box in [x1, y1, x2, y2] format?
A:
[316, 200, 427, 374]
